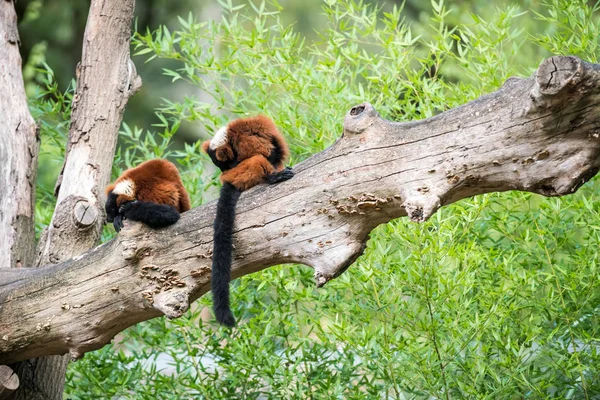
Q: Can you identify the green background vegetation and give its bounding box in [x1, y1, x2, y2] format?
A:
[21, 0, 600, 398]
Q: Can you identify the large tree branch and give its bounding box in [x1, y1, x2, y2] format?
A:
[1, 56, 599, 365]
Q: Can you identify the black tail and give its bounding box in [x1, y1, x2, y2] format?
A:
[212, 182, 241, 327]
[122, 201, 181, 229]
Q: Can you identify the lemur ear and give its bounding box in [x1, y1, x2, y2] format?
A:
[216, 145, 234, 162]
[105, 183, 116, 195]
[201, 141, 211, 153]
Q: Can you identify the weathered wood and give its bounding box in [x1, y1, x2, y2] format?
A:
[0, 0, 39, 270]
[1, 55, 600, 365]
[0, 1, 40, 396]
[0, 365, 19, 400]
[36, 0, 142, 268]
[6, 0, 141, 398]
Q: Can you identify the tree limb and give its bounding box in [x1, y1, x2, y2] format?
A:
[1, 55, 600, 365]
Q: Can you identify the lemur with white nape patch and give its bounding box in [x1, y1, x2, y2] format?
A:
[105, 159, 191, 232]
[202, 115, 294, 327]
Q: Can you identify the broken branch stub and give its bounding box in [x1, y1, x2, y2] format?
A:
[0, 365, 19, 400]
[1, 56, 599, 364]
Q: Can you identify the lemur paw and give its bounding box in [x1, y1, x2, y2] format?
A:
[118, 200, 139, 215]
[113, 214, 124, 232]
[267, 167, 294, 184]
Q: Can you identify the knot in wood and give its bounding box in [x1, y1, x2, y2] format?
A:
[153, 290, 190, 319]
[536, 56, 580, 95]
[69, 348, 84, 362]
[73, 199, 98, 228]
[343, 102, 380, 135]
[0, 365, 19, 394]
[121, 239, 138, 261]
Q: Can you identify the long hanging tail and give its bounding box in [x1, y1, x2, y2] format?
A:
[212, 182, 241, 327]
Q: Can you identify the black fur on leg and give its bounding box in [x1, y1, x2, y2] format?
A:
[113, 214, 124, 232]
[105, 192, 119, 223]
[212, 182, 242, 327]
[266, 167, 294, 184]
[119, 200, 181, 229]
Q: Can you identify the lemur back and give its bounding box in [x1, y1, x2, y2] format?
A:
[105, 159, 190, 231]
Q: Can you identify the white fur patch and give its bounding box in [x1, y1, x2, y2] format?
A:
[113, 179, 135, 197]
[209, 126, 228, 150]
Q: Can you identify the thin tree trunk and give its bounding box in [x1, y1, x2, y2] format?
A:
[0, 1, 39, 397]
[0, 1, 39, 274]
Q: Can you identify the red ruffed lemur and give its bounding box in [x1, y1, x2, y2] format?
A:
[202, 115, 294, 327]
[105, 159, 191, 232]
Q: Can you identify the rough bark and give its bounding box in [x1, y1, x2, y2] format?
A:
[36, 0, 141, 267]
[1, 55, 599, 365]
[0, 1, 39, 396]
[4, 0, 141, 398]
[0, 1, 39, 273]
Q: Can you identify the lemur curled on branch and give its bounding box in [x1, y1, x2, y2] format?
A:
[105, 159, 191, 232]
[202, 115, 294, 327]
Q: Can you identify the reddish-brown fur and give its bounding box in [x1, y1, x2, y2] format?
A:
[202, 115, 290, 191]
[202, 115, 293, 327]
[221, 155, 274, 190]
[105, 159, 191, 212]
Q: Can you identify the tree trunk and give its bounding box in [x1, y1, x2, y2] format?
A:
[0, 1, 39, 273]
[0, 0, 39, 397]
[1, 55, 599, 365]
[3, 0, 141, 398]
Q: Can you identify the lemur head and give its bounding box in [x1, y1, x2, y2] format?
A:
[104, 180, 136, 223]
[202, 126, 238, 172]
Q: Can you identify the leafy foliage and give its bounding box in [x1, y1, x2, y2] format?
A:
[27, 0, 600, 398]
[28, 63, 73, 237]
